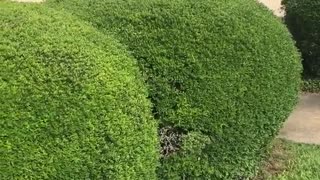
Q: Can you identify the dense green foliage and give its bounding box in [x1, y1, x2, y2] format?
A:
[283, 0, 320, 78]
[302, 79, 320, 92]
[47, 0, 302, 178]
[0, 2, 158, 179]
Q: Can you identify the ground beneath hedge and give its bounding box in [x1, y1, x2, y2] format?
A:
[279, 94, 320, 144]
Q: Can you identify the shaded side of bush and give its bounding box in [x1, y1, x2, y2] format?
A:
[283, 0, 320, 78]
[0, 2, 158, 179]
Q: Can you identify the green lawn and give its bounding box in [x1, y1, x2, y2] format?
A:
[258, 139, 320, 180]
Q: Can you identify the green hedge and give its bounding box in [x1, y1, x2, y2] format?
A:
[302, 79, 320, 93]
[283, 0, 320, 78]
[47, 0, 301, 178]
[0, 2, 158, 179]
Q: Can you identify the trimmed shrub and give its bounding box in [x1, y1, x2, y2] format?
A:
[302, 79, 320, 93]
[0, 2, 158, 179]
[47, 0, 302, 178]
[283, 0, 320, 78]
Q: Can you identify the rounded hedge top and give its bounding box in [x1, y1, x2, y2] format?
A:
[48, 0, 302, 178]
[0, 2, 158, 179]
[283, 0, 320, 78]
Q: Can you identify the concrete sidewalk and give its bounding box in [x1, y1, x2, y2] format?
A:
[279, 94, 320, 144]
[258, 0, 284, 17]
